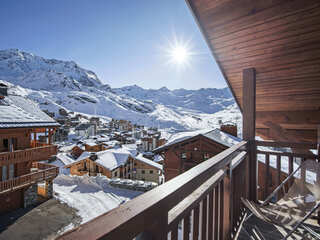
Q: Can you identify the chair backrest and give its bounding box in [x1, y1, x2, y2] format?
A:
[283, 160, 320, 203]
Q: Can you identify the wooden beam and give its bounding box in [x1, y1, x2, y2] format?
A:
[256, 127, 317, 143]
[256, 110, 320, 126]
[262, 121, 317, 143]
[242, 68, 257, 201]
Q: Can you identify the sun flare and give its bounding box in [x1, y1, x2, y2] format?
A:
[170, 46, 189, 64]
[162, 34, 198, 70]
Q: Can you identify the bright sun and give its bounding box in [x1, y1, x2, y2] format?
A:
[162, 34, 195, 69]
[170, 46, 189, 64]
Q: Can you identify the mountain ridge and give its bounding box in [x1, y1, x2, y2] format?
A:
[0, 49, 241, 130]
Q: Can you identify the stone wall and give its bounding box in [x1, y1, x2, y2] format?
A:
[24, 184, 38, 208]
[46, 180, 53, 198]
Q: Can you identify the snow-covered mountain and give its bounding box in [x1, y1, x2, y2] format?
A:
[0, 49, 241, 130]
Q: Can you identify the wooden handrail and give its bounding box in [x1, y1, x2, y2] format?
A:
[256, 140, 317, 149]
[0, 165, 59, 194]
[256, 150, 317, 159]
[59, 141, 248, 240]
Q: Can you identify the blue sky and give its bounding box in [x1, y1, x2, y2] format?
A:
[0, 0, 226, 90]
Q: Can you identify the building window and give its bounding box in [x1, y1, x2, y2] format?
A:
[83, 161, 87, 170]
[149, 170, 153, 174]
[3, 139, 8, 151]
[134, 163, 137, 166]
[96, 165, 99, 173]
[2, 165, 7, 181]
[114, 171, 117, 177]
[142, 170, 145, 174]
[9, 164, 14, 179]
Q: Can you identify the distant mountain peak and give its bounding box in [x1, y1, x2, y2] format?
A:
[0, 48, 102, 91]
[0, 49, 239, 130]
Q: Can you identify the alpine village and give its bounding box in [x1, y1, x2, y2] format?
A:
[0, 0, 320, 240]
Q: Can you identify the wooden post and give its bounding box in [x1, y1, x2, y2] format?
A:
[318, 125, 320, 160]
[317, 124, 320, 225]
[48, 129, 52, 145]
[242, 68, 257, 202]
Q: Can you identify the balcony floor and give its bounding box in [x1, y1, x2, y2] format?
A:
[237, 215, 320, 240]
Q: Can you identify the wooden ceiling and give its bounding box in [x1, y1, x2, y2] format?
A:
[186, 0, 320, 143]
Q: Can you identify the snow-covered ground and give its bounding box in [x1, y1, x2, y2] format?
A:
[54, 175, 142, 224]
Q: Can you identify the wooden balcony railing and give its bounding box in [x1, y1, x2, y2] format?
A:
[0, 145, 57, 167]
[59, 141, 248, 240]
[31, 140, 50, 148]
[0, 165, 59, 194]
[256, 141, 318, 201]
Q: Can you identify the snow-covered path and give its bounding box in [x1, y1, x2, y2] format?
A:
[54, 175, 142, 224]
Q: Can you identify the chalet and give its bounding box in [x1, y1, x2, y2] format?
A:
[65, 148, 135, 178]
[90, 117, 100, 126]
[118, 120, 132, 131]
[60, 1, 320, 239]
[133, 154, 163, 184]
[141, 136, 166, 152]
[75, 123, 96, 137]
[154, 127, 240, 181]
[71, 144, 84, 159]
[0, 84, 59, 213]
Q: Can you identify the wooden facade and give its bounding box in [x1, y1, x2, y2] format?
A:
[157, 135, 232, 181]
[0, 127, 58, 214]
[66, 154, 162, 183]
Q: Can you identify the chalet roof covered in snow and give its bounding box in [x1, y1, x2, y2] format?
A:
[0, 94, 59, 129]
[154, 128, 241, 152]
[135, 154, 163, 171]
[65, 148, 135, 171]
[95, 151, 130, 171]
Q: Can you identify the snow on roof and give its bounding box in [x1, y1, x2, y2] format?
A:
[0, 94, 59, 128]
[135, 154, 163, 171]
[76, 151, 92, 162]
[83, 139, 98, 146]
[204, 129, 241, 148]
[154, 154, 164, 163]
[154, 128, 241, 152]
[66, 147, 135, 171]
[57, 153, 77, 165]
[102, 140, 120, 147]
[96, 137, 110, 142]
[154, 129, 210, 151]
[95, 151, 130, 171]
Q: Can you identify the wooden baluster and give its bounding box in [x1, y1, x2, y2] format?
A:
[301, 158, 306, 183]
[214, 186, 219, 240]
[183, 213, 190, 240]
[193, 205, 200, 240]
[171, 222, 178, 240]
[277, 155, 281, 199]
[265, 154, 270, 200]
[208, 189, 214, 240]
[219, 181, 224, 240]
[289, 156, 294, 188]
[201, 196, 207, 240]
